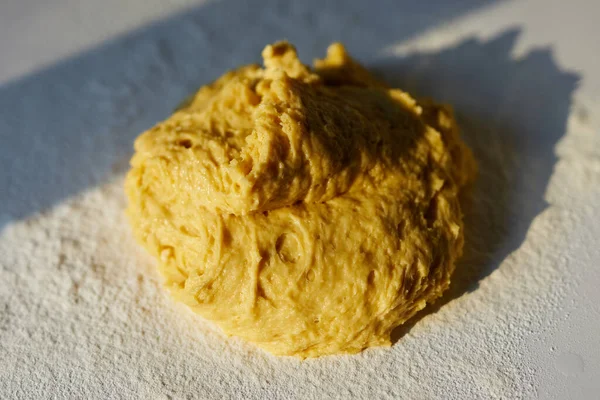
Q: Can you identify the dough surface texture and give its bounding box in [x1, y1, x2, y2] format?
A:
[125, 41, 476, 358]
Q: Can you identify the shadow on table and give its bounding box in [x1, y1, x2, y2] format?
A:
[388, 29, 579, 342]
[0, 0, 500, 231]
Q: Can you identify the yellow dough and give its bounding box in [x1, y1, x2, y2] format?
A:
[125, 42, 476, 358]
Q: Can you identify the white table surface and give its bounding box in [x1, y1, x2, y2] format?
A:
[1, 1, 599, 399]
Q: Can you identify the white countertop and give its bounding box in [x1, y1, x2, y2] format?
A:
[1, 1, 599, 398]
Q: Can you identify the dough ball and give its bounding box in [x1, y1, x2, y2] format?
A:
[125, 41, 476, 358]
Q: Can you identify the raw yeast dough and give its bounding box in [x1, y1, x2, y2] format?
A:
[125, 42, 476, 358]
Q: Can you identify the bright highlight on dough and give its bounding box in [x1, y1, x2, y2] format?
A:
[125, 41, 476, 358]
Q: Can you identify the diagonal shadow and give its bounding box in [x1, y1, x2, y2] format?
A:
[0, 0, 501, 231]
[387, 29, 579, 342]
